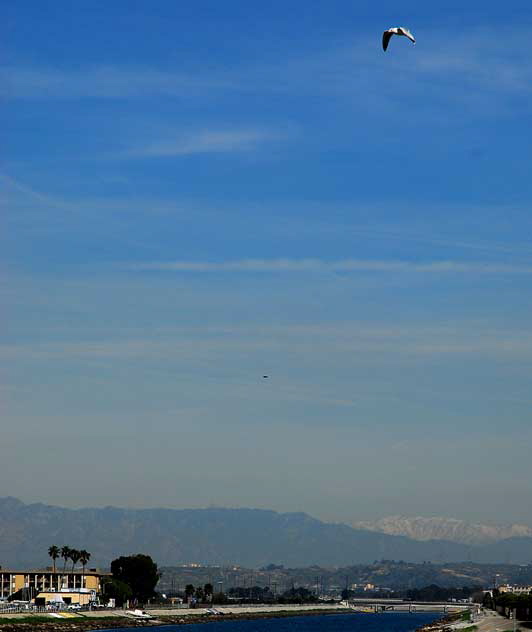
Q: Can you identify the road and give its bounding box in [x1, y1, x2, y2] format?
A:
[451, 610, 513, 632]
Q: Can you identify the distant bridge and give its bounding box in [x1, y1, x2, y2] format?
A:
[346, 598, 476, 613]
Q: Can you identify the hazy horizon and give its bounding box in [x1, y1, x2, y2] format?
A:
[3, 0, 532, 526]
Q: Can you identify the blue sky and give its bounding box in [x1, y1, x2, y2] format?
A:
[2, 0, 532, 524]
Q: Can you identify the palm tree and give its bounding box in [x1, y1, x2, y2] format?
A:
[48, 546, 60, 573]
[61, 546, 71, 572]
[79, 550, 91, 572]
[70, 548, 81, 571]
[79, 550, 91, 587]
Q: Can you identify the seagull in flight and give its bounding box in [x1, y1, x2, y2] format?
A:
[382, 27, 416, 51]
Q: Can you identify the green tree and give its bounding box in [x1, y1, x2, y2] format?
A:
[48, 546, 60, 573]
[110, 554, 160, 603]
[61, 546, 71, 572]
[204, 583, 213, 601]
[280, 586, 316, 604]
[195, 586, 204, 602]
[102, 578, 133, 607]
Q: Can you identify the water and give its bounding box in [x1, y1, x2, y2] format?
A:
[100, 612, 442, 632]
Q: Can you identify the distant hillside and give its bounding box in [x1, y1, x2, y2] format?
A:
[353, 515, 532, 546]
[158, 560, 532, 594]
[1, 498, 532, 569]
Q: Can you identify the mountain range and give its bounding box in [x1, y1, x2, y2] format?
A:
[354, 516, 532, 546]
[1, 497, 532, 569]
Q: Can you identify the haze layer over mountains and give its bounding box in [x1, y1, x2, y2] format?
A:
[2, 498, 532, 569]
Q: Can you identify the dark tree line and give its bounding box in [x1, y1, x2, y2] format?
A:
[179, 583, 319, 605]
[483, 589, 532, 621]
[404, 584, 482, 602]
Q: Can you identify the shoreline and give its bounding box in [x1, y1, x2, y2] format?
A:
[0, 604, 453, 632]
[0, 606, 353, 632]
[416, 612, 459, 632]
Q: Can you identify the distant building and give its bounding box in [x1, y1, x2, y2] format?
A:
[498, 584, 532, 595]
[348, 582, 376, 592]
[0, 568, 110, 605]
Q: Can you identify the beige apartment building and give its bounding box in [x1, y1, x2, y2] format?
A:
[0, 568, 109, 605]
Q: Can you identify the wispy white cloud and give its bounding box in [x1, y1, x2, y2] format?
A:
[299, 25, 532, 92]
[0, 65, 231, 99]
[124, 128, 282, 157]
[125, 258, 532, 275]
[411, 26, 532, 93]
[3, 26, 530, 105]
[3, 173, 532, 262]
[3, 321, 532, 361]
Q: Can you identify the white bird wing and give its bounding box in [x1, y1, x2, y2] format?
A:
[382, 30, 393, 51]
[400, 27, 416, 44]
